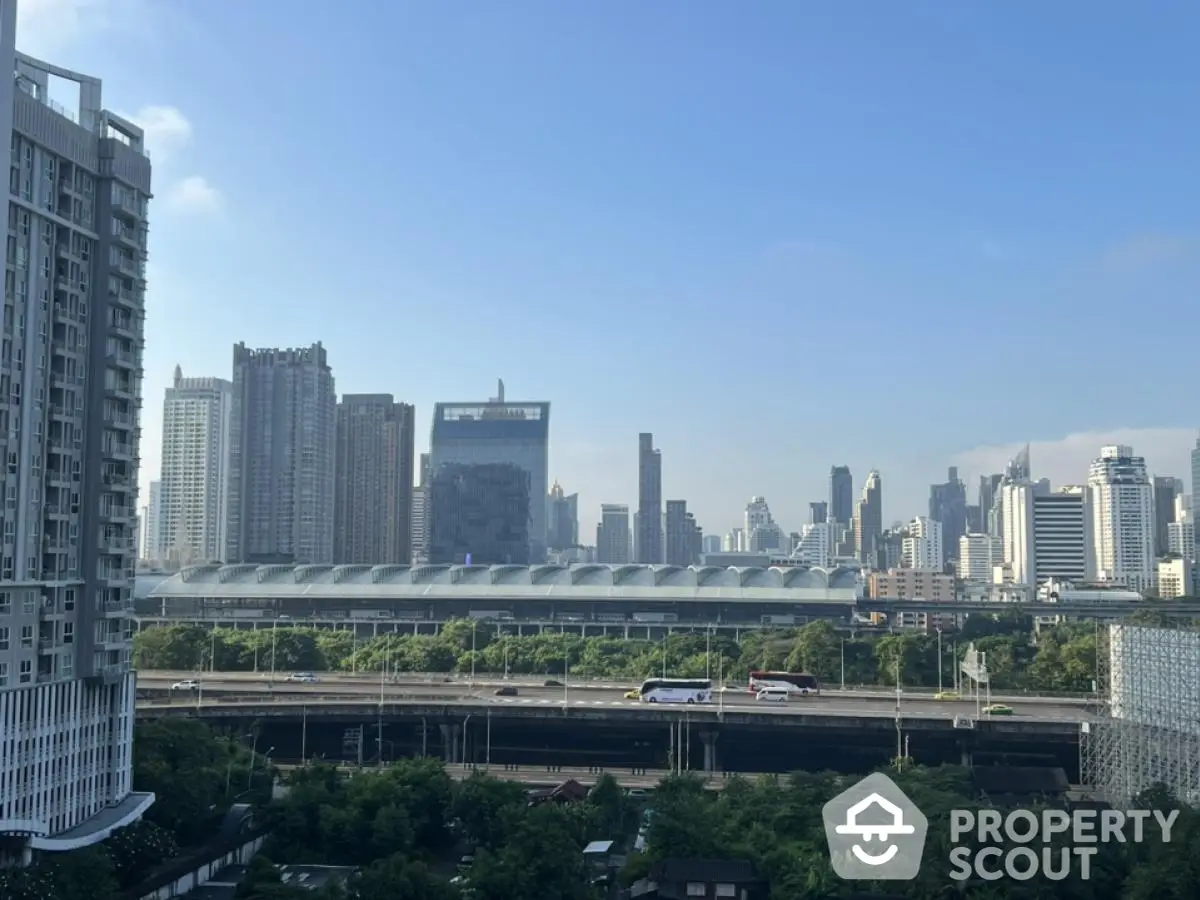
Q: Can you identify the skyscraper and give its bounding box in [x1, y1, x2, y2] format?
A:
[140, 480, 162, 563]
[428, 463, 531, 565]
[928, 467, 967, 562]
[1151, 475, 1183, 559]
[547, 481, 579, 551]
[226, 343, 337, 564]
[636, 433, 662, 564]
[1088, 445, 1155, 593]
[829, 466, 853, 527]
[596, 504, 631, 564]
[159, 366, 232, 565]
[979, 473, 1004, 537]
[429, 381, 549, 563]
[809, 501, 828, 525]
[854, 470, 883, 565]
[665, 500, 701, 566]
[333, 394, 415, 564]
[411, 452, 431, 563]
[0, 43, 154, 853]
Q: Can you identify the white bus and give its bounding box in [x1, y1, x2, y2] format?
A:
[637, 678, 712, 704]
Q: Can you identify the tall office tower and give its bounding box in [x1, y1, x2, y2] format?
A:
[596, 503, 631, 564]
[809, 501, 828, 525]
[159, 366, 232, 566]
[853, 470, 882, 564]
[978, 473, 1004, 537]
[901, 516, 943, 570]
[0, 44, 155, 854]
[1088, 445, 1155, 593]
[333, 394, 414, 564]
[829, 465, 853, 526]
[665, 500, 699, 566]
[140, 480, 162, 563]
[702, 534, 721, 555]
[411, 452, 431, 562]
[1167, 520, 1196, 559]
[958, 533, 1003, 582]
[227, 343, 336, 565]
[636, 432, 662, 564]
[429, 381, 549, 563]
[427, 462, 530, 565]
[928, 467, 967, 562]
[1152, 476, 1183, 559]
[1033, 486, 1090, 584]
[547, 481, 579, 551]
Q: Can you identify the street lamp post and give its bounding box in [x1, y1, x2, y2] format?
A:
[270, 621, 277, 676]
[470, 621, 477, 690]
[661, 635, 668, 680]
[936, 628, 943, 694]
[705, 626, 712, 681]
[840, 639, 846, 691]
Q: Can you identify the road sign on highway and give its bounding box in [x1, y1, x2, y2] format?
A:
[959, 643, 989, 684]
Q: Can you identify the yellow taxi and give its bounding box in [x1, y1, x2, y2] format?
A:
[624, 689, 641, 700]
[934, 690, 960, 701]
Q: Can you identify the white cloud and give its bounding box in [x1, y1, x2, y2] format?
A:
[16, 0, 146, 58]
[126, 105, 193, 163]
[951, 428, 1198, 493]
[163, 176, 222, 216]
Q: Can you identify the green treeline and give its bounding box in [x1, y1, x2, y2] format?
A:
[5, 716, 1199, 899]
[133, 614, 1119, 692]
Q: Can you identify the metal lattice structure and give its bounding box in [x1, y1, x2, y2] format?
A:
[1081, 623, 1200, 805]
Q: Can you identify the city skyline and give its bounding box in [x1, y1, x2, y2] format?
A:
[17, 2, 1190, 541]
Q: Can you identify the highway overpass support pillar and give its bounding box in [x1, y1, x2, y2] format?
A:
[699, 731, 719, 774]
[440, 724, 461, 764]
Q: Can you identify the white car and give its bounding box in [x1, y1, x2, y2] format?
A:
[171, 679, 200, 691]
[286, 672, 319, 683]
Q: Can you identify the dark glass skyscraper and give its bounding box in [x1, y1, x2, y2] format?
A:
[637, 433, 663, 563]
[427, 463, 531, 565]
[429, 381, 549, 562]
[829, 466, 853, 526]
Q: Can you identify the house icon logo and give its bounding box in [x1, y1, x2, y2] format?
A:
[822, 772, 928, 880]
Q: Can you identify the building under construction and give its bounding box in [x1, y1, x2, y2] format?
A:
[1081, 623, 1200, 805]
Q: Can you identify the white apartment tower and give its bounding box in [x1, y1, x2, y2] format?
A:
[1002, 480, 1091, 586]
[791, 522, 832, 568]
[226, 343, 337, 564]
[0, 32, 155, 857]
[901, 516, 943, 570]
[958, 532, 1002, 582]
[1088, 445, 1155, 593]
[159, 366, 231, 565]
[139, 479, 161, 563]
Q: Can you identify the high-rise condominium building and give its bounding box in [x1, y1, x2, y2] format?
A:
[429, 381, 549, 563]
[1001, 480, 1091, 586]
[1088, 445, 1155, 593]
[854, 470, 882, 565]
[411, 452, 430, 563]
[901, 516, 943, 570]
[227, 343, 336, 564]
[829, 465, 853, 527]
[0, 41, 154, 855]
[333, 394, 414, 564]
[596, 504, 631, 564]
[636, 432, 662, 564]
[159, 365, 231, 565]
[140, 479, 162, 562]
[958, 533, 1003, 582]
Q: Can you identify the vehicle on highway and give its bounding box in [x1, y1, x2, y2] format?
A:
[934, 690, 960, 700]
[494, 686, 518, 696]
[756, 687, 790, 703]
[171, 679, 200, 691]
[637, 677, 712, 704]
[748, 670, 821, 696]
[286, 672, 319, 683]
[543, 679, 563, 687]
[982, 704, 1014, 716]
[624, 689, 641, 699]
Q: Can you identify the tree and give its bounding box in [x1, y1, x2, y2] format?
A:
[451, 771, 528, 849]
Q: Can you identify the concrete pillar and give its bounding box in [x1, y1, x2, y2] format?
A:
[440, 724, 461, 764]
[699, 731, 719, 773]
[961, 748, 972, 768]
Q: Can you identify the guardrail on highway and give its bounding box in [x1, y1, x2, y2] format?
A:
[136, 670, 1096, 701]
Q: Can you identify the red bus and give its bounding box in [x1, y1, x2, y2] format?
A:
[748, 671, 821, 695]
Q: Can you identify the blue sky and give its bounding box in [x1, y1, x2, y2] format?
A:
[22, 0, 1200, 539]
